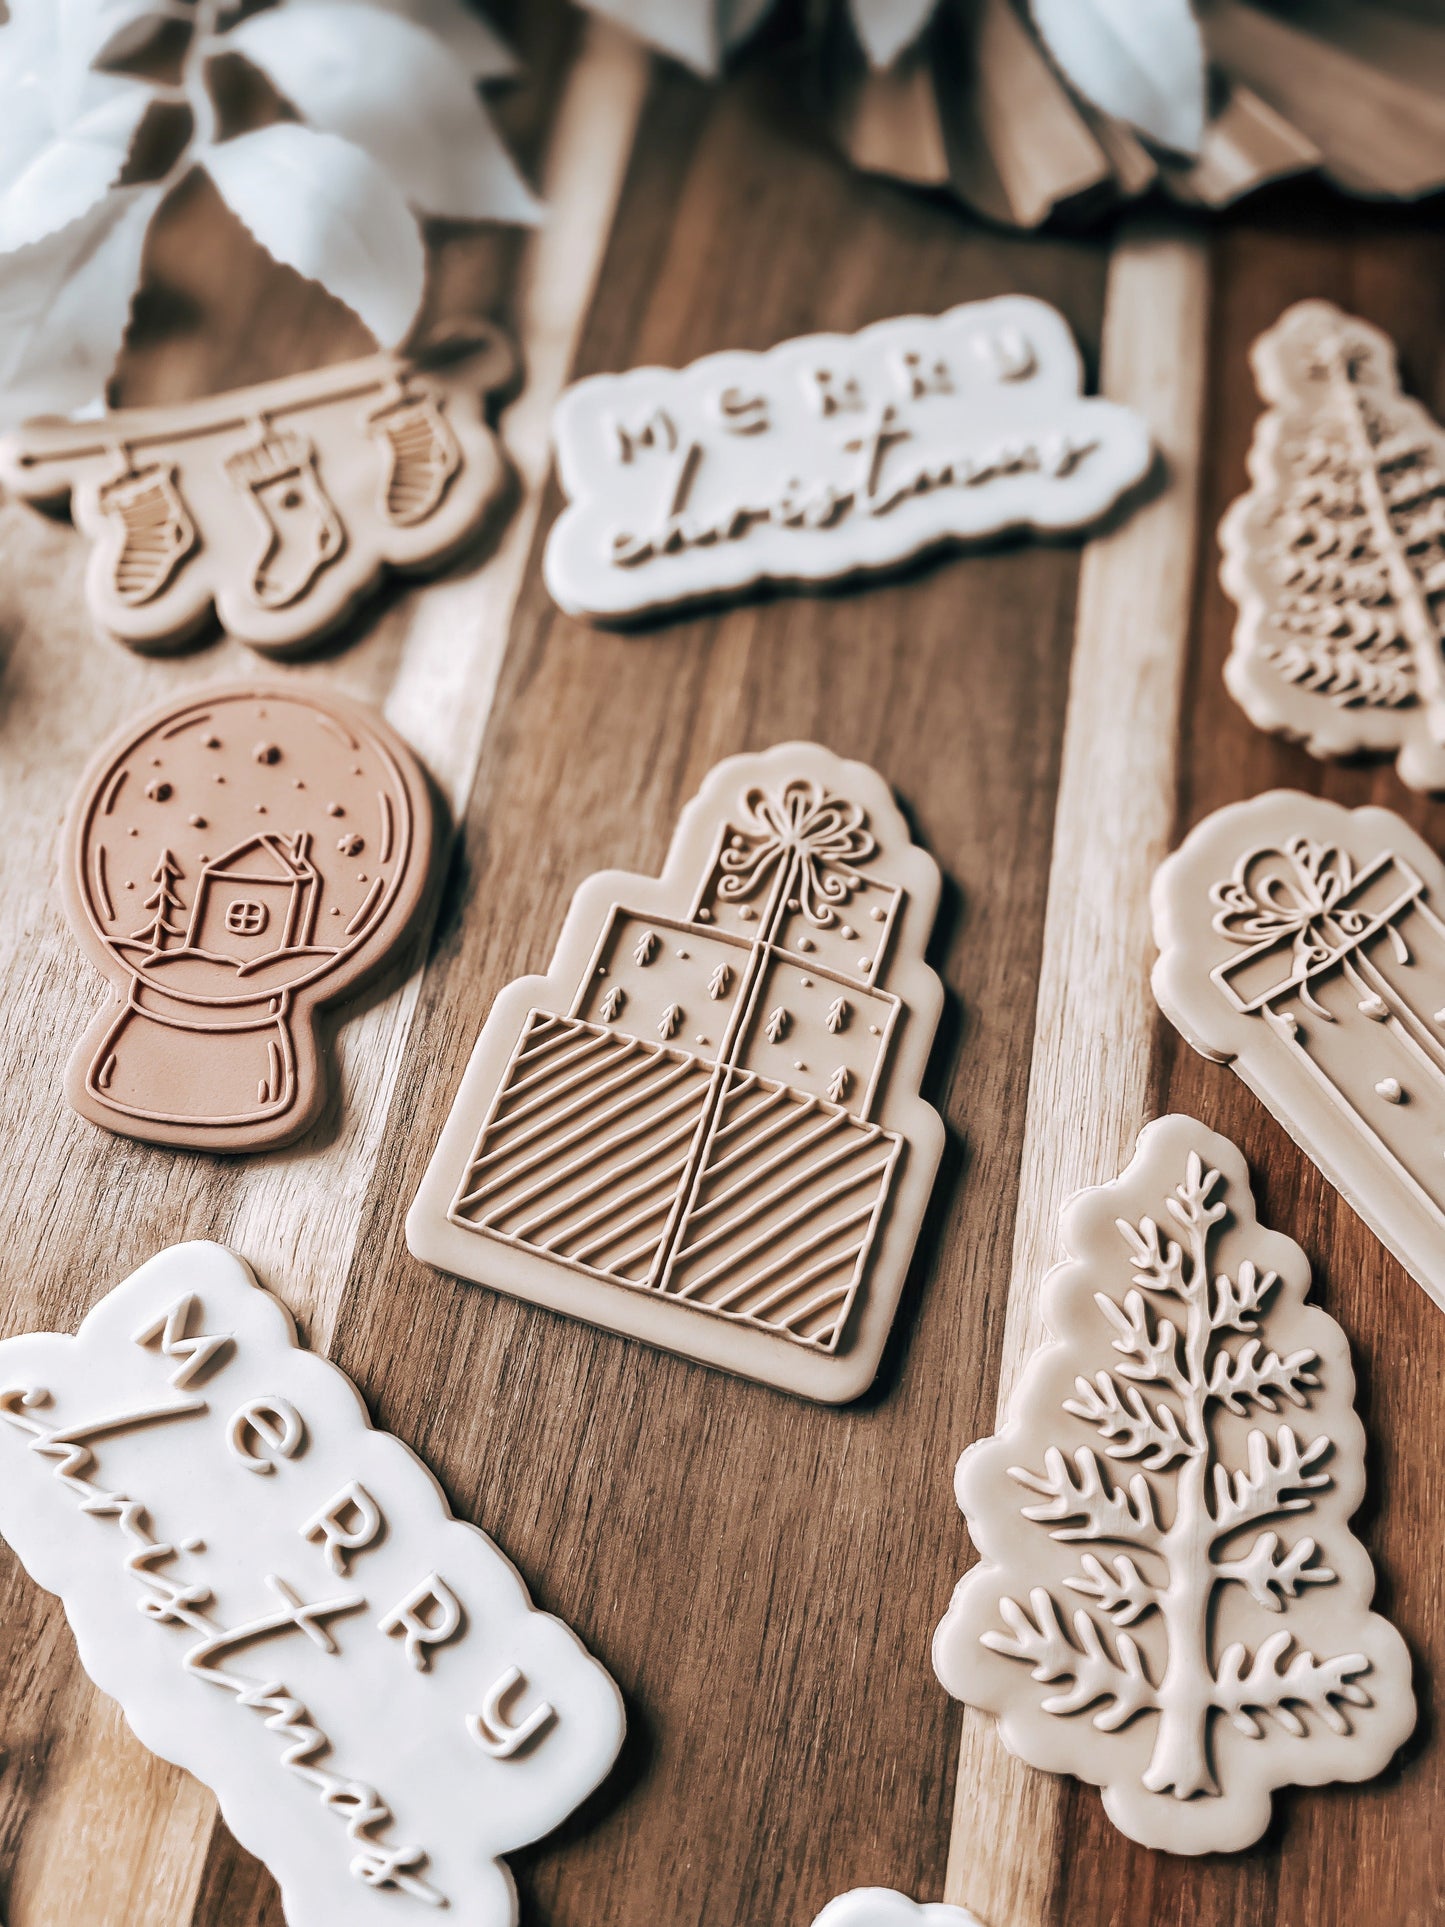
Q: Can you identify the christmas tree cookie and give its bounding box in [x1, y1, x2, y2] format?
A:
[0, 1242, 623, 1927]
[933, 1115, 1414, 1854]
[0, 335, 513, 655]
[1153, 790, 1445, 1316]
[1220, 300, 1445, 792]
[61, 684, 437, 1153]
[408, 743, 944, 1401]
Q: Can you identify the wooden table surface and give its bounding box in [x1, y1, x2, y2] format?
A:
[2, 10, 1444, 1925]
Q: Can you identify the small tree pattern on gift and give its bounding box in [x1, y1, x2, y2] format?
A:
[933, 1115, 1415, 1854]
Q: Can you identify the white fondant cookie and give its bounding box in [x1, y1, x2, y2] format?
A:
[812, 1890, 985, 1927]
[544, 296, 1151, 621]
[0, 1243, 624, 1927]
[933, 1115, 1414, 1855]
[408, 743, 944, 1402]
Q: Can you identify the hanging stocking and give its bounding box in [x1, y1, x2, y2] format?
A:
[223, 424, 344, 609]
[96, 460, 196, 606]
[368, 389, 462, 526]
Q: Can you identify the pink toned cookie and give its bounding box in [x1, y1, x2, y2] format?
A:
[61, 684, 437, 1153]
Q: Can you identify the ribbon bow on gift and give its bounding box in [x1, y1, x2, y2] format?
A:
[1210, 836, 1370, 975]
[716, 778, 876, 928]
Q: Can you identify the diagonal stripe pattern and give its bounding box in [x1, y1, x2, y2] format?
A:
[662, 1069, 901, 1350]
[450, 1012, 714, 1284]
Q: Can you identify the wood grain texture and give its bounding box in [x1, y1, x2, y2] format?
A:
[0, 15, 1443, 1926]
[945, 222, 1210, 1925]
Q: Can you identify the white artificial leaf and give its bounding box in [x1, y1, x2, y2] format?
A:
[718, 0, 775, 56]
[0, 79, 150, 248]
[227, 4, 539, 223]
[4, 0, 170, 113]
[580, 0, 722, 75]
[848, 0, 939, 70]
[286, 0, 519, 79]
[0, 180, 163, 424]
[1030, 0, 1206, 155]
[203, 122, 426, 345]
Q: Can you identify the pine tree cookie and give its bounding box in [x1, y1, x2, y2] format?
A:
[408, 743, 945, 1402]
[61, 684, 438, 1153]
[1220, 300, 1445, 792]
[933, 1115, 1414, 1855]
[0, 334, 513, 655]
[0, 1242, 624, 1927]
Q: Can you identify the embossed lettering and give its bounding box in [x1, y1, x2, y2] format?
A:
[378, 1572, 464, 1671]
[808, 366, 865, 416]
[228, 1396, 304, 1474]
[609, 406, 677, 464]
[711, 385, 770, 435]
[133, 1294, 233, 1388]
[467, 1665, 557, 1759]
[893, 350, 953, 400]
[302, 1480, 383, 1574]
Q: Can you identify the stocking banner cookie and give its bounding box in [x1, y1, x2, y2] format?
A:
[933, 1115, 1414, 1855]
[0, 331, 513, 655]
[408, 744, 944, 1402]
[61, 685, 438, 1153]
[543, 296, 1151, 621]
[812, 1892, 984, 1927]
[1220, 300, 1445, 792]
[0, 1242, 624, 1927]
[1153, 790, 1445, 1315]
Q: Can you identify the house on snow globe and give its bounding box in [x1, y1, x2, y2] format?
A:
[186, 831, 320, 967]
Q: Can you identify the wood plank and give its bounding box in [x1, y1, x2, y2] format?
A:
[320, 60, 1108, 1927]
[943, 223, 1211, 1925]
[0, 14, 649, 1924]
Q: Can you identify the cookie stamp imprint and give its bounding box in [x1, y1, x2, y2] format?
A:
[1220, 300, 1445, 792]
[0, 333, 513, 656]
[408, 743, 944, 1402]
[933, 1115, 1414, 1854]
[61, 685, 437, 1153]
[0, 1242, 624, 1927]
[1153, 789, 1445, 1315]
[544, 295, 1151, 621]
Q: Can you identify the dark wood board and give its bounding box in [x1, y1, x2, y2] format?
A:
[0, 16, 1443, 1926]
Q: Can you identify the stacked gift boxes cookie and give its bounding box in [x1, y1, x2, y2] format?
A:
[447, 777, 907, 1350]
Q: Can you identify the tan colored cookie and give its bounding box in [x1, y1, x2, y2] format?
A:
[1220, 299, 1445, 792]
[1152, 788, 1445, 1315]
[62, 684, 437, 1153]
[407, 743, 944, 1402]
[0, 333, 513, 656]
[934, 1114, 1415, 1855]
